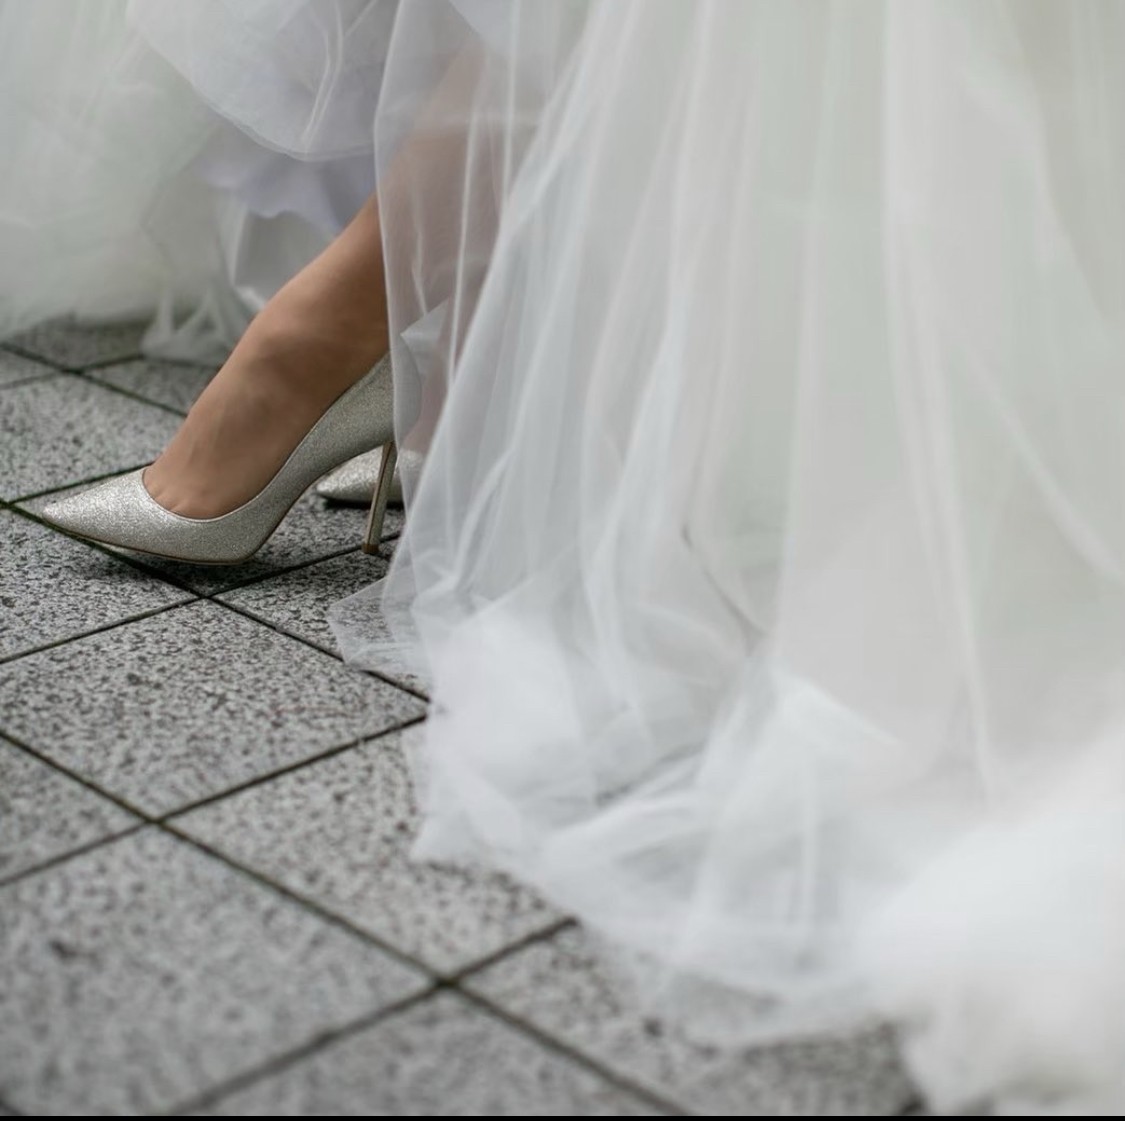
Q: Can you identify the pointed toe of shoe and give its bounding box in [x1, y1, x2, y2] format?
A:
[38, 469, 260, 565]
[40, 471, 146, 547]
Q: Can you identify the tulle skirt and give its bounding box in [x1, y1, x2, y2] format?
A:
[337, 2, 1125, 1113]
[0, 0, 389, 355]
[5, 1, 1125, 1112]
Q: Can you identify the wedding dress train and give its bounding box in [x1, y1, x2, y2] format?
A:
[335, 3, 1125, 1113]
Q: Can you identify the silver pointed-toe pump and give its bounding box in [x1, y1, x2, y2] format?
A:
[42, 355, 395, 565]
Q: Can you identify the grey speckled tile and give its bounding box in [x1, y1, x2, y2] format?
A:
[0, 375, 181, 500]
[191, 991, 665, 1117]
[175, 731, 559, 975]
[217, 546, 426, 694]
[0, 350, 54, 389]
[3, 317, 145, 371]
[0, 509, 191, 661]
[0, 601, 425, 816]
[217, 548, 389, 655]
[466, 927, 917, 1116]
[21, 486, 404, 597]
[0, 737, 139, 882]
[0, 828, 426, 1116]
[86, 358, 218, 415]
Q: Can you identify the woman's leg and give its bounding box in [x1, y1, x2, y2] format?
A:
[143, 192, 389, 518]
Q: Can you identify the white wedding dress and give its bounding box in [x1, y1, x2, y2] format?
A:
[5, 1, 1125, 1113]
[0, 0, 391, 355]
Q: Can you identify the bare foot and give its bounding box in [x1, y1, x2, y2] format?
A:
[143, 193, 389, 518]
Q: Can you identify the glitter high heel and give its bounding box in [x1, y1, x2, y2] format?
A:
[41, 355, 394, 565]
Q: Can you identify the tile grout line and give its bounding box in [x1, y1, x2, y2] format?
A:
[157, 713, 428, 820]
[0, 598, 198, 669]
[0, 822, 149, 892]
[164, 971, 683, 1119]
[76, 351, 151, 373]
[2, 792, 445, 986]
[3, 501, 402, 649]
[443, 917, 577, 984]
[156, 819, 448, 981]
[11, 462, 164, 506]
[1, 338, 144, 373]
[77, 367, 211, 418]
[188, 542, 374, 597]
[0, 372, 57, 392]
[448, 985, 685, 1116]
[160, 986, 441, 1117]
[0, 715, 425, 890]
[156, 812, 589, 995]
[0, 342, 77, 373]
[0, 729, 160, 827]
[207, 591, 427, 702]
[126, 541, 383, 598]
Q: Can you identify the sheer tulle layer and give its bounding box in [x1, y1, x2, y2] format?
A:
[0, 0, 221, 343]
[331, 2, 1125, 1112]
[0, 0, 390, 354]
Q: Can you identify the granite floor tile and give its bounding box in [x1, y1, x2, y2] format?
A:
[0, 509, 191, 661]
[217, 547, 426, 694]
[0, 601, 425, 816]
[86, 358, 217, 415]
[3, 317, 145, 370]
[0, 828, 426, 1116]
[21, 486, 404, 596]
[0, 350, 54, 389]
[0, 375, 181, 500]
[174, 730, 559, 975]
[465, 927, 917, 1116]
[216, 549, 388, 655]
[190, 991, 666, 1116]
[0, 737, 139, 882]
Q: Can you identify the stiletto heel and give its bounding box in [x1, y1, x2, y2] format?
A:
[316, 444, 403, 505]
[362, 438, 398, 554]
[41, 354, 395, 565]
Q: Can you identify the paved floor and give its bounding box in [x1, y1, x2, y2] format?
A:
[0, 320, 924, 1116]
